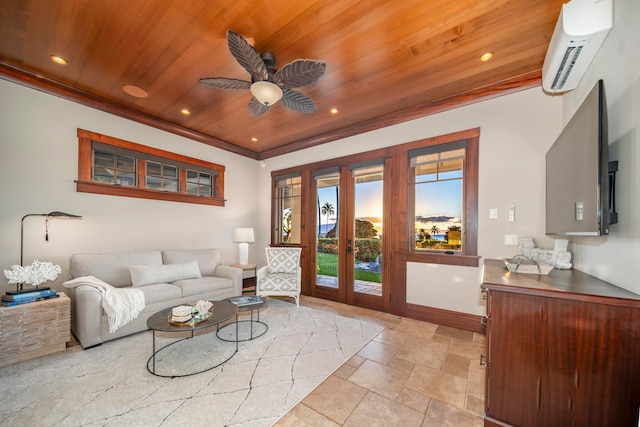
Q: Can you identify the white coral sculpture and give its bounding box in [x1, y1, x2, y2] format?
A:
[4, 260, 62, 287]
[195, 300, 213, 315]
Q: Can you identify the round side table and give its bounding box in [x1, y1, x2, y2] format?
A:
[216, 296, 267, 342]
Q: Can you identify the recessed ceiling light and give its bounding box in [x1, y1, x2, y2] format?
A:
[251, 137, 258, 142]
[181, 109, 191, 115]
[122, 85, 148, 98]
[480, 52, 493, 62]
[330, 108, 339, 114]
[50, 55, 67, 65]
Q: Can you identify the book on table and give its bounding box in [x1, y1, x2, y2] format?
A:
[5, 286, 50, 296]
[0, 293, 59, 306]
[229, 295, 263, 306]
[2, 289, 58, 301]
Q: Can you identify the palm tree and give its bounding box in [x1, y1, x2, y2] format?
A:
[321, 202, 335, 236]
[430, 225, 440, 235]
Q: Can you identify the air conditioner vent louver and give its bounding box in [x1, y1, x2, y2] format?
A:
[542, 0, 612, 94]
[552, 45, 583, 91]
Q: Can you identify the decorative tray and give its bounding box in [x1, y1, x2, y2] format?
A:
[168, 308, 213, 326]
[504, 256, 553, 275]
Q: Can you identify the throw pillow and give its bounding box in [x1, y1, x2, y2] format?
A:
[129, 260, 202, 287]
[267, 248, 301, 274]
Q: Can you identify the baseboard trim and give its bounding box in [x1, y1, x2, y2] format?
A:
[406, 303, 485, 334]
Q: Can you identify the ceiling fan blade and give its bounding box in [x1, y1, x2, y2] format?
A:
[198, 77, 251, 90]
[227, 30, 269, 82]
[281, 88, 318, 114]
[275, 59, 326, 88]
[248, 97, 270, 117]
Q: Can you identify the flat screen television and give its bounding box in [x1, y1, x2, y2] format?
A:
[546, 79, 610, 236]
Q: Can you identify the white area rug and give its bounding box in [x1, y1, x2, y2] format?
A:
[0, 298, 384, 426]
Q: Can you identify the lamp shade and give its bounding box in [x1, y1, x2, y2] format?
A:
[250, 81, 283, 106]
[234, 228, 255, 243]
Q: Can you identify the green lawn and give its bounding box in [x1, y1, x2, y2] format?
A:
[316, 252, 381, 283]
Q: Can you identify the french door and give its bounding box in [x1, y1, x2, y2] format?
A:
[313, 161, 386, 310]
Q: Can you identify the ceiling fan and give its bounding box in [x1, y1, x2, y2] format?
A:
[199, 30, 326, 117]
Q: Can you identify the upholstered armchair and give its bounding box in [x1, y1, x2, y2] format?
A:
[256, 247, 302, 307]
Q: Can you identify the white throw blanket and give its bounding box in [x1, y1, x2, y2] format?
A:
[63, 276, 146, 333]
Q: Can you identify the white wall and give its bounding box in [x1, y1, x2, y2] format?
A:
[559, 0, 640, 294]
[0, 80, 260, 291]
[258, 87, 563, 316]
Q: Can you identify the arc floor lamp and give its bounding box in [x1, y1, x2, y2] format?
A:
[21, 211, 83, 266]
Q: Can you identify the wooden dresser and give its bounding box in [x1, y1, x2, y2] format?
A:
[481, 259, 640, 427]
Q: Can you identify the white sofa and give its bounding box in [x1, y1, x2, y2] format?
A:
[67, 249, 242, 349]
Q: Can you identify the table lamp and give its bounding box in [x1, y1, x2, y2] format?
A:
[233, 228, 254, 266]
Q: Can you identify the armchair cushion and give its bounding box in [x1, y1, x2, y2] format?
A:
[267, 247, 301, 274]
[258, 272, 299, 292]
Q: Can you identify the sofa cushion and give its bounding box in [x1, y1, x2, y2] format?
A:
[172, 277, 232, 298]
[137, 283, 182, 305]
[70, 250, 163, 288]
[129, 260, 202, 287]
[162, 249, 221, 277]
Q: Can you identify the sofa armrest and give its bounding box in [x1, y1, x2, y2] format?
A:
[214, 265, 243, 296]
[69, 285, 104, 349]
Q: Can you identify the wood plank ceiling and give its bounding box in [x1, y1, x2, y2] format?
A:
[0, 0, 566, 159]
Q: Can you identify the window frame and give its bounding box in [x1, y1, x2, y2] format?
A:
[406, 137, 478, 266]
[76, 129, 225, 206]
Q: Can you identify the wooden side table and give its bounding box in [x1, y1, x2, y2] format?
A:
[0, 292, 70, 367]
[231, 263, 257, 294]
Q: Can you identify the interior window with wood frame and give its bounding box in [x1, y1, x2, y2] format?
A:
[76, 129, 225, 206]
[407, 135, 478, 267]
[410, 141, 465, 252]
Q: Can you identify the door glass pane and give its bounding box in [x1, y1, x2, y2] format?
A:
[353, 165, 383, 296]
[316, 172, 340, 290]
[274, 175, 302, 244]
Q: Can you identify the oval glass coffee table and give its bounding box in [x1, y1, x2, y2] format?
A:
[146, 300, 238, 378]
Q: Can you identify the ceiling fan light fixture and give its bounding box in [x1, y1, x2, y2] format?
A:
[250, 81, 283, 106]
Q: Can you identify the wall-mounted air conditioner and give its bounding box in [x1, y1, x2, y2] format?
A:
[541, 0, 613, 94]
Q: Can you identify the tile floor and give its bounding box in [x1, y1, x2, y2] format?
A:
[276, 296, 486, 427]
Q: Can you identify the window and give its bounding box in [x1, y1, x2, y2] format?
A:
[411, 142, 465, 251]
[145, 161, 178, 192]
[77, 129, 225, 206]
[93, 150, 136, 186]
[407, 136, 478, 266]
[273, 174, 302, 244]
[186, 170, 213, 197]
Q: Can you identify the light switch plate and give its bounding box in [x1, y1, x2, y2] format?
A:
[490, 208, 498, 219]
[504, 234, 519, 245]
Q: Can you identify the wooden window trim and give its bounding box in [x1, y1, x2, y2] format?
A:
[76, 129, 225, 206]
